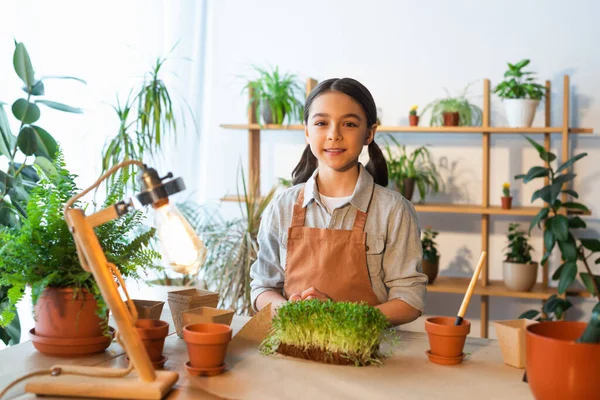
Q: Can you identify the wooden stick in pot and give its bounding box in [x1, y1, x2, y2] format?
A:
[455, 251, 487, 326]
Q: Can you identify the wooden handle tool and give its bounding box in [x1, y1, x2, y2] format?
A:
[455, 251, 487, 326]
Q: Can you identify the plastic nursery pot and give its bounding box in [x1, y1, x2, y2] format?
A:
[442, 112, 460, 126]
[526, 321, 600, 400]
[135, 319, 169, 363]
[501, 196, 512, 209]
[183, 323, 232, 370]
[425, 316, 470, 361]
[409, 115, 419, 126]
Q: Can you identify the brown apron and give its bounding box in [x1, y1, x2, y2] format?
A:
[283, 187, 381, 306]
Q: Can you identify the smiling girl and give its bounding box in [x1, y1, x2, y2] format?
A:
[249, 78, 427, 326]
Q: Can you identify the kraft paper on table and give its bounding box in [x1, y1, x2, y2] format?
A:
[177, 305, 533, 400]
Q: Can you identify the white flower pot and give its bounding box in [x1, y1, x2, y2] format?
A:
[503, 99, 540, 127]
[502, 261, 538, 292]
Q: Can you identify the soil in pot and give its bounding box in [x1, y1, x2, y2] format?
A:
[501, 196, 512, 209]
[526, 321, 600, 400]
[502, 262, 538, 292]
[135, 319, 169, 366]
[425, 316, 470, 362]
[422, 258, 439, 284]
[183, 323, 232, 372]
[442, 112, 460, 126]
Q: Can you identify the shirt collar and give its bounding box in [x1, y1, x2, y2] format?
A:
[303, 163, 375, 213]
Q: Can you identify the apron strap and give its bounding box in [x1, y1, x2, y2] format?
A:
[352, 210, 368, 231]
[291, 187, 307, 227]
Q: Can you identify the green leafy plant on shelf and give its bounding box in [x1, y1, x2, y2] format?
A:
[0, 41, 85, 346]
[0, 152, 161, 329]
[493, 59, 545, 100]
[504, 223, 533, 264]
[243, 65, 304, 125]
[382, 134, 440, 202]
[421, 83, 483, 126]
[260, 299, 396, 366]
[515, 136, 600, 333]
[422, 227, 439, 262]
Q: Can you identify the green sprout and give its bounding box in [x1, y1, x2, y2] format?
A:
[259, 300, 396, 366]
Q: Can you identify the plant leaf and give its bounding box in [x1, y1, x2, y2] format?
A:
[17, 126, 38, 155]
[13, 42, 35, 89]
[12, 99, 40, 124]
[561, 189, 579, 199]
[523, 166, 550, 183]
[580, 273, 600, 295]
[557, 236, 577, 261]
[549, 215, 569, 241]
[34, 157, 58, 181]
[40, 75, 87, 85]
[562, 202, 589, 212]
[580, 238, 600, 252]
[556, 153, 587, 174]
[26, 80, 45, 96]
[529, 207, 549, 233]
[558, 261, 577, 294]
[568, 216, 586, 229]
[31, 125, 58, 160]
[35, 100, 83, 114]
[0, 106, 16, 158]
[518, 309, 540, 320]
[552, 263, 565, 280]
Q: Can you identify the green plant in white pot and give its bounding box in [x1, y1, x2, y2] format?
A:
[494, 59, 545, 127]
[502, 223, 538, 292]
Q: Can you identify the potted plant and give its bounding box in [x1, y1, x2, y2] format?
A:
[409, 105, 419, 126]
[0, 41, 86, 347]
[243, 65, 304, 125]
[514, 136, 600, 399]
[501, 182, 512, 209]
[421, 227, 440, 284]
[260, 299, 394, 366]
[183, 323, 232, 376]
[494, 59, 545, 127]
[383, 134, 440, 202]
[0, 155, 160, 355]
[422, 84, 482, 127]
[502, 223, 538, 292]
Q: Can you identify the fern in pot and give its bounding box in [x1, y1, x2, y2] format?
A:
[502, 223, 538, 292]
[243, 65, 304, 125]
[422, 84, 482, 127]
[494, 59, 545, 127]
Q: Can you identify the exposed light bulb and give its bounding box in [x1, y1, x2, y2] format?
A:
[154, 203, 206, 275]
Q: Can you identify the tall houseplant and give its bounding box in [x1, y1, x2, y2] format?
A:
[383, 134, 440, 202]
[243, 65, 304, 125]
[0, 41, 85, 346]
[421, 227, 440, 284]
[494, 59, 545, 128]
[514, 136, 600, 399]
[422, 84, 482, 127]
[502, 223, 538, 292]
[0, 153, 160, 353]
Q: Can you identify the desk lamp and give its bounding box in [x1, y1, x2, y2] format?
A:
[24, 160, 206, 399]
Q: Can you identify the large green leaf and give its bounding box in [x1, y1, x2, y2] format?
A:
[0, 205, 19, 227]
[523, 166, 550, 183]
[580, 238, 600, 252]
[562, 202, 589, 213]
[34, 157, 58, 181]
[531, 182, 562, 204]
[552, 263, 565, 280]
[558, 237, 578, 261]
[549, 215, 569, 242]
[13, 42, 35, 89]
[561, 189, 579, 199]
[35, 100, 83, 114]
[524, 136, 545, 156]
[12, 99, 40, 124]
[17, 126, 38, 155]
[541, 151, 557, 163]
[580, 273, 600, 296]
[31, 125, 58, 160]
[556, 153, 587, 174]
[558, 261, 577, 294]
[544, 229, 556, 255]
[518, 309, 540, 320]
[568, 216, 586, 229]
[529, 207, 549, 233]
[553, 173, 576, 187]
[41, 75, 87, 85]
[27, 80, 45, 96]
[0, 106, 15, 158]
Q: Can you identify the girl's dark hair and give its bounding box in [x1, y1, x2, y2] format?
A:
[291, 78, 388, 187]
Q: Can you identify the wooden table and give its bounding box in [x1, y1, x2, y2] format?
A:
[0, 311, 534, 400]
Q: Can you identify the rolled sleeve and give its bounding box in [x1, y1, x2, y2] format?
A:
[383, 198, 427, 312]
[250, 199, 285, 310]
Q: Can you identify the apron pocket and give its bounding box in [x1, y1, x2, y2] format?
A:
[366, 236, 385, 276]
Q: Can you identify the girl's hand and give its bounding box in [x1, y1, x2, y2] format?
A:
[288, 293, 302, 302]
[300, 287, 331, 301]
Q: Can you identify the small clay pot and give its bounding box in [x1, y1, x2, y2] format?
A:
[442, 112, 460, 126]
[135, 319, 169, 363]
[422, 258, 439, 284]
[409, 115, 419, 126]
[526, 321, 600, 400]
[425, 316, 470, 360]
[183, 323, 232, 371]
[501, 196, 513, 209]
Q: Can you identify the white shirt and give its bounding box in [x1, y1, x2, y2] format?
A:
[318, 192, 352, 214]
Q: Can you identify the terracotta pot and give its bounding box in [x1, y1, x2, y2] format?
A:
[34, 288, 105, 339]
[409, 115, 419, 126]
[183, 323, 232, 371]
[442, 112, 460, 126]
[425, 316, 470, 361]
[135, 319, 169, 362]
[501, 196, 512, 209]
[526, 321, 600, 400]
[502, 261, 538, 292]
[422, 258, 439, 284]
[30, 327, 114, 356]
[402, 178, 415, 201]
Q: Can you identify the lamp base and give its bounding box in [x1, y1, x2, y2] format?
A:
[25, 368, 179, 400]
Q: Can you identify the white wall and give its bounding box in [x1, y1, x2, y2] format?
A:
[202, 0, 600, 337]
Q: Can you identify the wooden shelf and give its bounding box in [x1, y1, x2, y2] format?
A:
[220, 124, 594, 134]
[427, 276, 589, 300]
